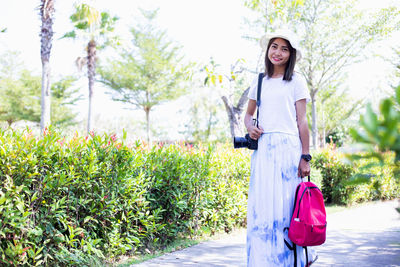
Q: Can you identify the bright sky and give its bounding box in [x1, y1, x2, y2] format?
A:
[0, 0, 399, 138]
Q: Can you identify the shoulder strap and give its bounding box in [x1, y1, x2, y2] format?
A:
[256, 73, 263, 128]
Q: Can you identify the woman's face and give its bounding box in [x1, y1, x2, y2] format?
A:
[267, 38, 291, 67]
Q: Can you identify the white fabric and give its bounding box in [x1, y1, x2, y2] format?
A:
[248, 73, 310, 137]
[246, 72, 315, 266]
[247, 133, 306, 267]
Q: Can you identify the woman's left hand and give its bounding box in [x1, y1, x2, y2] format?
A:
[298, 159, 310, 178]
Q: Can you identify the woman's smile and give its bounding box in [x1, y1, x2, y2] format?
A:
[272, 56, 283, 62]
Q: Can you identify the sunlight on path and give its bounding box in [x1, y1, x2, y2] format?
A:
[132, 200, 400, 267]
[313, 200, 400, 267]
[133, 229, 246, 267]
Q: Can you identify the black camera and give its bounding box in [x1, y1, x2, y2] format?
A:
[233, 134, 258, 150]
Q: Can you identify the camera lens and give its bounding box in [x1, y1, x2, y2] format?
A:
[233, 137, 249, 148]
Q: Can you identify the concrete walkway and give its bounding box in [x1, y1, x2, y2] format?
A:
[132, 200, 400, 267]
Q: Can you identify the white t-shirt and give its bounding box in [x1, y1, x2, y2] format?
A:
[248, 72, 310, 136]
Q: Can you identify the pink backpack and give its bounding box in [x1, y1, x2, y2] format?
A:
[285, 176, 327, 266]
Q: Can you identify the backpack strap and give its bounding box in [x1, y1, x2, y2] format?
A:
[304, 246, 309, 267]
[290, 184, 301, 221]
[285, 177, 312, 267]
[283, 227, 297, 267]
[285, 183, 300, 267]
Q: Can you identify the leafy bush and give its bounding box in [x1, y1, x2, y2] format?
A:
[350, 85, 400, 162]
[312, 145, 354, 204]
[0, 127, 250, 266]
[199, 145, 249, 234]
[349, 152, 400, 204]
[312, 144, 400, 205]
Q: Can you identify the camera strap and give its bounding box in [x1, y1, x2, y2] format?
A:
[256, 72, 263, 129]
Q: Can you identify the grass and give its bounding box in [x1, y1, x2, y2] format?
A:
[325, 203, 348, 214]
[326, 199, 400, 215]
[105, 237, 199, 266]
[109, 238, 202, 267]
[107, 228, 238, 266]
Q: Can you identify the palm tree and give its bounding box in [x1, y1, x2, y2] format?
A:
[39, 0, 55, 133]
[63, 3, 118, 133]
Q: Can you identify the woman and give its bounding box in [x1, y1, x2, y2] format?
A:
[245, 29, 314, 266]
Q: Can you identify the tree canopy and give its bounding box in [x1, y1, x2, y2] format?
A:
[98, 9, 192, 142]
[0, 52, 80, 127]
[63, 2, 119, 133]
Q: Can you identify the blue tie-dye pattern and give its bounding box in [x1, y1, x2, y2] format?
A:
[267, 143, 276, 151]
[247, 133, 306, 266]
[247, 236, 251, 266]
[282, 137, 288, 144]
[249, 220, 286, 260]
[292, 166, 298, 175]
[282, 165, 300, 181]
[281, 171, 290, 181]
[277, 249, 291, 263]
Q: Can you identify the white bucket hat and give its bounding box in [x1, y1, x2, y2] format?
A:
[260, 28, 302, 61]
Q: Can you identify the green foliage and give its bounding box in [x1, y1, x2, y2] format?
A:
[0, 128, 249, 265]
[244, 0, 304, 29]
[182, 90, 220, 142]
[348, 153, 400, 204]
[0, 52, 80, 127]
[312, 145, 354, 204]
[348, 85, 400, 198]
[312, 145, 399, 205]
[318, 86, 363, 146]
[50, 76, 82, 126]
[201, 57, 252, 140]
[0, 70, 41, 125]
[202, 146, 250, 233]
[63, 3, 118, 43]
[98, 9, 192, 142]
[350, 85, 400, 162]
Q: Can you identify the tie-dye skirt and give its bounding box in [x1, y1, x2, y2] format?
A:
[246, 132, 306, 267]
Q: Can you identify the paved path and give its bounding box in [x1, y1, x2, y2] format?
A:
[132, 200, 400, 267]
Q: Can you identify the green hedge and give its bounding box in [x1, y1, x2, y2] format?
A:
[312, 145, 400, 205]
[0, 128, 250, 266]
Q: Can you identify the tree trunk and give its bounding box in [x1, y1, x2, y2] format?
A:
[222, 86, 250, 139]
[222, 96, 240, 139]
[321, 108, 326, 148]
[41, 60, 51, 131]
[144, 107, 150, 144]
[311, 96, 318, 149]
[206, 111, 213, 140]
[39, 0, 55, 133]
[87, 39, 96, 133]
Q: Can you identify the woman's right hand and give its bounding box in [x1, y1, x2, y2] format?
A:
[244, 99, 263, 140]
[247, 125, 264, 140]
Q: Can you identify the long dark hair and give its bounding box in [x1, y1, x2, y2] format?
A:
[264, 38, 297, 81]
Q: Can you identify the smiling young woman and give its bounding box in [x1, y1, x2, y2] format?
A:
[244, 29, 317, 266]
